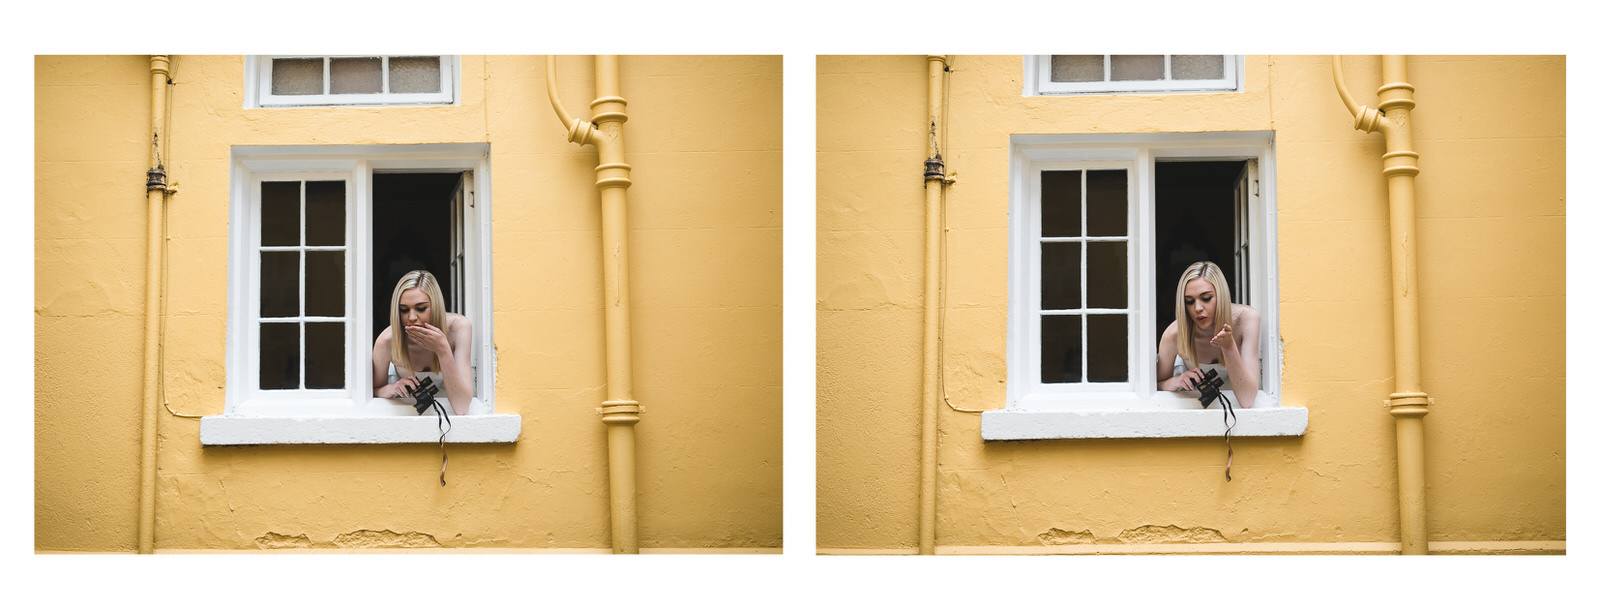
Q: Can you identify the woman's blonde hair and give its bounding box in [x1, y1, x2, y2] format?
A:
[1174, 260, 1233, 369]
[390, 270, 451, 373]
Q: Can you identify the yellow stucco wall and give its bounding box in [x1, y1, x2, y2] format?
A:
[816, 55, 1564, 552]
[36, 55, 782, 552]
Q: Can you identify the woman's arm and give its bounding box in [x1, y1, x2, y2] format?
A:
[1157, 322, 1204, 391]
[1216, 306, 1261, 408]
[408, 314, 474, 415]
[372, 327, 417, 399]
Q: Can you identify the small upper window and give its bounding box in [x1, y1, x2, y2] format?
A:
[1026, 55, 1240, 96]
[248, 56, 458, 108]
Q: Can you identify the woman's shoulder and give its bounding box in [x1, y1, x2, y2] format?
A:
[1232, 303, 1259, 321]
[444, 312, 472, 334]
[1160, 319, 1179, 341]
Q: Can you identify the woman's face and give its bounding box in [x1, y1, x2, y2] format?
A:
[1184, 277, 1217, 330]
[398, 288, 432, 328]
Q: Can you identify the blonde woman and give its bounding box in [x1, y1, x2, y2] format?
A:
[1156, 261, 1260, 408]
[372, 270, 474, 415]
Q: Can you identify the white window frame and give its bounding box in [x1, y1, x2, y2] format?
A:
[245, 56, 460, 108]
[1024, 55, 1241, 96]
[202, 143, 518, 445]
[983, 131, 1306, 441]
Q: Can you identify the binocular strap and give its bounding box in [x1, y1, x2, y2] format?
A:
[426, 401, 453, 486]
[1218, 393, 1236, 482]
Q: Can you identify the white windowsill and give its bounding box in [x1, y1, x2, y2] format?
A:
[981, 391, 1307, 441]
[200, 398, 521, 445]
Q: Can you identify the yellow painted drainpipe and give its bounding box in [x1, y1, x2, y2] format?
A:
[1333, 55, 1434, 555]
[138, 55, 173, 554]
[547, 55, 643, 554]
[920, 55, 950, 555]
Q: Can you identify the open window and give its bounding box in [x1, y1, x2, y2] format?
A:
[986, 132, 1304, 441]
[203, 144, 515, 446]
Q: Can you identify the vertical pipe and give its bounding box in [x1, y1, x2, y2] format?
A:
[1332, 55, 1432, 554]
[550, 55, 642, 554]
[919, 55, 949, 555]
[138, 55, 171, 554]
[1374, 56, 1430, 555]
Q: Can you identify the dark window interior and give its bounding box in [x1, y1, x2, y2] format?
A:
[372, 173, 459, 342]
[1154, 160, 1246, 343]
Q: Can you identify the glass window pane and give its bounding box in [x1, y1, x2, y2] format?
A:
[304, 322, 344, 389]
[330, 57, 382, 94]
[260, 251, 300, 318]
[305, 251, 344, 317]
[1110, 55, 1165, 81]
[1173, 55, 1225, 80]
[1040, 315, 1081, 383]
[271, 58, 323, 95]
[260, 322, 300, 389]
[1085, 170, 1127, 236]
[260, 181, 300, 247]
[1086, 314, 1128, 382]
[1086, 241, 1127, 309]
[304, 181, 345, 246]
[389, 56, 441, 93]
[1040, 170, 1081, 238]
[1050, 55, 1103, 82]
[1040, 242, 1080, 310]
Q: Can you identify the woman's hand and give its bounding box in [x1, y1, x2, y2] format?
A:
[1209, 323, 1234, 348]
[1169, 368, 1206, 391]
[380, 375, 420, 399]
[405, 323, 452, 357]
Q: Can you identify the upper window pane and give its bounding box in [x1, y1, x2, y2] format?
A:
[1030, 55, 1239, 96]
[271, 58, 322, 95]
[389, 57, 442, 93]
[329, 57, 382, 94]
[251, 56, 457, 108]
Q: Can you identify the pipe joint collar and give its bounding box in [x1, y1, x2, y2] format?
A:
[146, 166, 168, 191]
[568, 119, 598, 146]
[1353, 106, 1383, 133]
[599, 400, 643, 424]
[1385, 392, 1434, 413]
[924, 155, 946, 183]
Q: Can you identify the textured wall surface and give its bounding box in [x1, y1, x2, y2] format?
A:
[816, 55, 1564, 552]
[36, 55, 783, 552]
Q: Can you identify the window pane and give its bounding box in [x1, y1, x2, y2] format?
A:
[389, 56, 441, 93]
[304, 322, 344, 389]
[260, 181, 300, 247]
[1086, 314, 1128, 382]
[1041, 170, 1081, 238]
[1040, 315, 1081, 383]
[1040, 242, 1080, 310]
[1050, 55, 1103, 82]
[260, 322, 300, 389]
[271, 58, 323, 95]
[305, 251, 344, 317]
[1086, 241, 1127, 308]
[304, 181, 345, 246]
[260, 251, 300, 318]
[330, 57, 382, 94]
[1110, 55, 1165, 81]
[1172, 55, 1225, 80]
[1085, 170, 1127, 236]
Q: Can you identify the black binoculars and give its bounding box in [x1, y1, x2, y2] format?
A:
[411, 377, 441, 414]
[1196, 368, 1225, 408]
